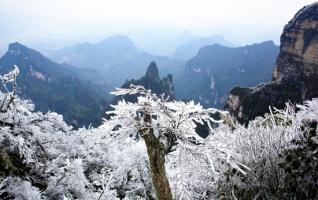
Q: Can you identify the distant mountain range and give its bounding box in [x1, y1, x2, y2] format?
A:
[130, 31, 233, 58]
[128, 31, 196, 57]
[0, 37, 281, 127]
[48, 35, 185, 86]
[0, 42, 107, 127]
[175, 41, 279, 108]
[173, 35, 233, 60]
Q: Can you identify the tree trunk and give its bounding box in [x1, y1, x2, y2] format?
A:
[142, 113, 173, 200]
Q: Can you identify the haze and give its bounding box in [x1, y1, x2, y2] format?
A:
[0, 0, 314, 55]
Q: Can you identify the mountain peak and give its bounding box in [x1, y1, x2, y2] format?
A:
[8, 42, 29, 53]
[1, 42, 69, 80]
[0, 43, 106, 127]
[115, 62, 175, 104]
[100, 35, 135, 47]
[145, 61, 159, 80]
[6, 42, 41, 59]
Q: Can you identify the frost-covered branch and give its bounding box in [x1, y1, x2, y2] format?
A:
[0, 65, 19, 112]
[104, 85, 247, 199]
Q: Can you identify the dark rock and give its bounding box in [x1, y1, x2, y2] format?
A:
[145, 61, 160, 80]
[112, 61, 174, 104]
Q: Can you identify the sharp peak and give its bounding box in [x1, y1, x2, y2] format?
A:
[145, 61, 160, 79]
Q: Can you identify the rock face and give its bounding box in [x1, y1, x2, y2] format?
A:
[145, 61, 160, 80]
[112, 61, 174, 104]
[225, 3, 318, 123]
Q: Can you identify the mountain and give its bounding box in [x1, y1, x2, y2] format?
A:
[50, 35, 141, 70]
[59, 62, 114, 100]
[225, 3, 318, 123]
[0, 42, 107, 127]
[173, 35, 233, 60]
[112, 61, 174, 104]
[49, 35, 185, 86]
[175, 41, 279, 108]
[130, 31, 196, 56]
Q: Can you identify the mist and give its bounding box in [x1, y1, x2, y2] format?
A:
[0, 0, 314, 55]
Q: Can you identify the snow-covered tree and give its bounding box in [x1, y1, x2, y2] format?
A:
[1, 66, 318, 199]
[215, 101, 318, 199]
[104, 85, 246, 200]
[279, 100, 318, 199]
[0, 66, 110, 199]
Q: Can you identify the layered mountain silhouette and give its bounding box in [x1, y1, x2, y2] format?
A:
[175, 41, 279, 108]
[112, 61, 174, 104]
[225, 3, 318, 123]
[0, 42, 107, 127]
[49, 35, 185, 86]
[173, 35, 233, 60]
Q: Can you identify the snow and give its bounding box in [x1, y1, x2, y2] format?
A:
[9, 49, 21, 56]
[210, 76, 215, 89]
[1, 67, 318, 199]
[238, 68, 245, 72]
[193, 67, 202, 73]
[30, 67, 47, 81]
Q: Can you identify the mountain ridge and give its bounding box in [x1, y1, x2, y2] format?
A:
[48, 35, 185, 86]
[0, 42, 107, 127]
[173, 35, 233, 60]
[175, 40, 279, 108]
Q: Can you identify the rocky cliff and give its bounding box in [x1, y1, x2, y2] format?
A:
[225, 3, 318, 123]
[112, 61, 174, 104]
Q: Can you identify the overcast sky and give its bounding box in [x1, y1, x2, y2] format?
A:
[0, 0, 315, 53]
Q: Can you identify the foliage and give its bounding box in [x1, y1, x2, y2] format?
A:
[217, 100, 318, 199]
[279, 100, 318, 200]
[1, 67, 318, 199]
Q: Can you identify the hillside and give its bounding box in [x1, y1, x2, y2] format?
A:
[0, 42, 107, 127]
[175, 41, 279, 108]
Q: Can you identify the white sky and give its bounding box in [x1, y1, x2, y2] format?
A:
[0, 0, 315, 52]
